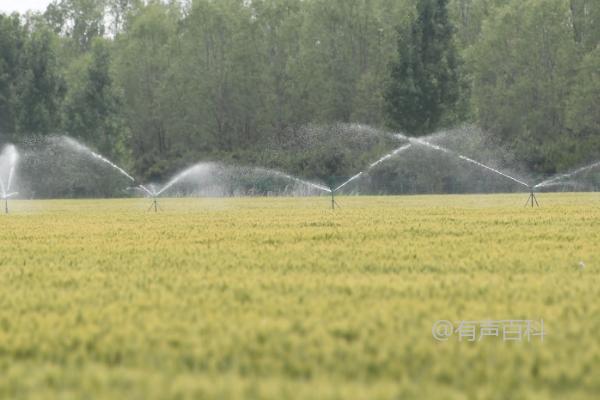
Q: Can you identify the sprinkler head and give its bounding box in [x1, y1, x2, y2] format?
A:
[1, 192, 16, 214]
[135, 184, 161, 212]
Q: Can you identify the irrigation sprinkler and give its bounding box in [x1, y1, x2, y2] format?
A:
[137, 185, 162, 212]
[330, 188, 341, 210]
[525, 189, 540, 208]
[0, 145, 19, 214]
[326, 178, 343, 210]
[327, 143, 413, 211]
[1, 193, 17, 214]
[131, 185, 161, 212]
[148, 196, 161, 212]
[407, 139, 549, 208]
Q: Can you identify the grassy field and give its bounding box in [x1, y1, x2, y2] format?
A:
[0, 194, 599, 399]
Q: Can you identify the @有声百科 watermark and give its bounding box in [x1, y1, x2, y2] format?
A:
[432, 319, 545, 342]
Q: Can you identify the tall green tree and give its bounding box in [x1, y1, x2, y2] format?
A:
[114, 2, 179, 179]
[0, 14, 25, 137]
[106, 0, 142, 36]
[565, 47, 600, 167]
[468, 0, 582, 172]
[15, 24, 65, 134]
[385, 0, 462, 135]
[174, 0, 270, 157]
[45, 0, 107, 53]
[252, 0, 304, 137]
[568, 0, 600, 51]
[63, 38, 123, 157]
[448, 0, 509, 49]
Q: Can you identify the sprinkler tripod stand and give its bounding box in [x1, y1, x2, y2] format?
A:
[136, 185, 161, 212]
[148, 196, 162, 212]
[525, 189, 540, 208]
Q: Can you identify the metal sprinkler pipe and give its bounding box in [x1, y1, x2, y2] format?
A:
[2, 193, 17, 214]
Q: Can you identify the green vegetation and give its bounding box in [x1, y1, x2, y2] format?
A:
[0, 194, 599, 399]
[386, 0, 463, 135]
[0, 0, 598, 193]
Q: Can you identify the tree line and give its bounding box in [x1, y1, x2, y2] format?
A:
[0, 0, 598, 186]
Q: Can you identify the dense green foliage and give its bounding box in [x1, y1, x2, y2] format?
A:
[0, 0, 598, 184]
[0, 195, 599, 399]
[385, 0, 462, 135]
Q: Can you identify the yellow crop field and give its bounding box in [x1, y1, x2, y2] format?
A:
[0, 194, 599, 399]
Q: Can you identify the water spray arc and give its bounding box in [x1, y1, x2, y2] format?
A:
[136, 163, 336, 211]
[534, 160, 600, 189]
[61, 137, 136, 183]
[405, 137, 540, 205]
[262, 169, 336, 209]
[333, 144, 413, 194]
[139, 165, 220, 211]
[0, 174, 17, 214]
[34, 135, 600, 211]
[265, 170, 331, 194]
[327, 143, 413, 210]
[408, 138, 531, 188]
[60, 137, 163, 211]
[523, 160, 600, 207]
[0, 144, 19, 214]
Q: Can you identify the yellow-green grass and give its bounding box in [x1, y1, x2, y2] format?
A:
[0, 194, 599, 399]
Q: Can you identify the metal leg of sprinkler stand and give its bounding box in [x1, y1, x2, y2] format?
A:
[148, 198, 161, 212]
[330, 191, 341, 210]
[524, 191, 540, 208]
[4, 199, 7, 214]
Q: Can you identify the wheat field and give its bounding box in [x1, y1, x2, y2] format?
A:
[0, 194, 599, 399]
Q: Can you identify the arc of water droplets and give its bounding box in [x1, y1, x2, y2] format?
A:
[409, 138, 531, 189]
[267, 170, 332, 193]
[88, 151, 135, 182]
[0, 173, 17, 199]
[1, 145, 19, 198]
[138, 184, 156, 197]
[7, 166, 15, 193]
[62, 137, 136, 183]
[334, 144, 412, 192]
[154, 163, 333, 197]
[457, 155, 530, 188]
[156, 166, 201, 196]
[534, 160, 600, 189]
